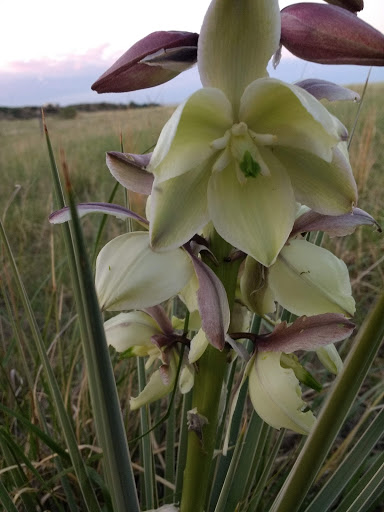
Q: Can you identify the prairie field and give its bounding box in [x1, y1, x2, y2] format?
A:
[0, 83, 383, 510]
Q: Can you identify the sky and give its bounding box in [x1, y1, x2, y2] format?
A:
[1, 0, 384, 107]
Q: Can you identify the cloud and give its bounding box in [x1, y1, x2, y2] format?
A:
[2, 45, 120, 76]
[1, 44, 383, 108]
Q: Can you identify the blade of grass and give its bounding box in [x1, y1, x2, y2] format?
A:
[246, 429, 285, 511]
[61, 156, 140, 512]
[304, 408, 384, 512]
[0, 430, 41, 511]
[342, 457, 384, 512]
[44, 113, 139, 511]
[270, 290, 384, 512]
[0, 479, 19, 512]
[175, 390, 193, 503]
[335, 451, 384, 512]
[137, 356, 156, 510]
[214, 412, 264, 512]
[213, 425, 246, 512]
[0, 220, 101, 512]
[165, 396, 176, 503]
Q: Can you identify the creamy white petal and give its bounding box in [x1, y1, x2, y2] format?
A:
[274, 145, 357, 215]
[248, 351, 316, 434]
[198, 0, 280, 113]
[150, 161, 211, 251]
[179, 364, 195, 394]
[189, 328, 209, 364]
[240, 78, 344, 162]
[240, 256, 276, 315]
[148, 88, 232, 181]
[104, 312, 161, 355]
[208, 153, 295, 267]
[130, 352, 178, 410]
[96, 232, 194, 311]
[269, 239, 355, 317]
[179, 272, 200, 315]
[316, 344, 344, 375]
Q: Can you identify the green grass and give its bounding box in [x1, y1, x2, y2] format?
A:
[0, 88, 383, 510]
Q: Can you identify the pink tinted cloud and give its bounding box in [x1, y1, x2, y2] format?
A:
[3, 44, 119, 76]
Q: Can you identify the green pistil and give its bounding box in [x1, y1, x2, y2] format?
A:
[240, 150, 261, 178]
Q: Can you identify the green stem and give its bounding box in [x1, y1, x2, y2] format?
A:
[180, 231, 241, 512]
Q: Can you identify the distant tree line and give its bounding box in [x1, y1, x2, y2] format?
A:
[0, 101, 160, 120]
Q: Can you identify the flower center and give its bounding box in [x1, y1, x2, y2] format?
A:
[211, 122, 276, 184]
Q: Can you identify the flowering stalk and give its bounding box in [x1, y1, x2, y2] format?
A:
[181, 231, 241, 512]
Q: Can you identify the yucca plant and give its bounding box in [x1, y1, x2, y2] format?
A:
[1, 1, 384, 511]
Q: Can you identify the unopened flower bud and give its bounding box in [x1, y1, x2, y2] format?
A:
[281, 4, 384, 65]
[324, 0, 363, 13]
[92, 31, 198, 93]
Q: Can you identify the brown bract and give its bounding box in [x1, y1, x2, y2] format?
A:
[92, 31, 198, 93]
[281, 3, 384, 65]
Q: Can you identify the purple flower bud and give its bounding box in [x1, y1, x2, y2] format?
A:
[92, 31, 198, 93]
[324, 0, 364, 13]
[281, 3, 384, 65]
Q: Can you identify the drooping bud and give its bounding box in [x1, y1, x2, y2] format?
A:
[92, 31, 198, 93]
[281, 4, 384, 65]
[324, 0, 364, 13]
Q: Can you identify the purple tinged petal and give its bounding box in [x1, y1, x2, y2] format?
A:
[49, 202, 149, 227]
[144, 306, 174, 335]
[295, 79, 360, 102]
[291, 207, 382, 238]
[281, 4, 384, 65]
[235, 313, 354, 353]
[324, 0, 364, 13]
[106, 152, 154, 195]
[188, 254, 230, 351]
[92, 31, 198, 93]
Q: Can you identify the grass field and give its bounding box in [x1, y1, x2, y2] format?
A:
[0, 84, 383, 510]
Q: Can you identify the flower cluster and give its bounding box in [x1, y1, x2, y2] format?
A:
[51, 0, 383, 435]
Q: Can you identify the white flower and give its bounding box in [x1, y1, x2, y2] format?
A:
[148, 0, 357, 267]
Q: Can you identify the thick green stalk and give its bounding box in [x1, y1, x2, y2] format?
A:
[180, 232, 241, 512]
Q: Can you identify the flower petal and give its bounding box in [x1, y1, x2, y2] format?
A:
[189, 255, 230, 350]
[95, 232, 194, 311]
[130, 351, 178, 410]
[275, 145, 357, 215]
[189, 328, 209, 363]
[148, 88, 233, 182]
[92, 31, 198, 93]
[198, 0, 280, 112]
[248, 351, 316, 434]
[269, 239, 355, 317]
[295, 79, 360, 103]
[324, 0, 363, 12]
[144, 306, 174, 335]
[240, 256, 276, 315]
[104, 312, 161, 355]
[316, 344, 344, 375]
[240, 78, 345, 162]
[179, 364, 195, 394]
[49, 202, 148, 227]
[106, 152, 153, 195]
[254, 313, 355, 353]
[290, 207, 381, 239]
[208, 153, 295, 267]
[281, 4, 384, 66]
[150, 161, 211, 251]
